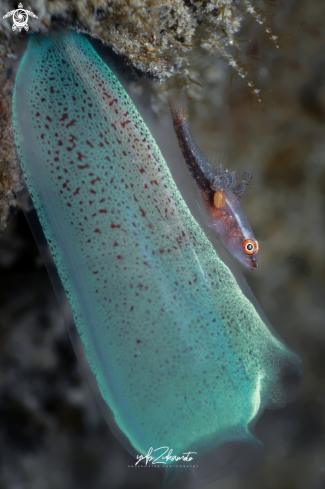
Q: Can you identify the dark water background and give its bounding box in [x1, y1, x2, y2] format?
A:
[1, 0, 325, 488]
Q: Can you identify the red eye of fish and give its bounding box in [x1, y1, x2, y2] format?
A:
[243, 239, 259, 255]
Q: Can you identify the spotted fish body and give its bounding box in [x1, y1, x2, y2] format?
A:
[13, 30, 301, 482]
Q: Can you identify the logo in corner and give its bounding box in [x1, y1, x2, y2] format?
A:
[3, 3, 38, 32]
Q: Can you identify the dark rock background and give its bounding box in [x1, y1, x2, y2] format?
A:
[1, 0, 325, 488]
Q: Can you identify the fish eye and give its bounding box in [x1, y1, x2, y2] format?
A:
[243, 239, 259, 255]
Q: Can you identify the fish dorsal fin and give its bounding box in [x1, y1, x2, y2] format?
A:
[201, 147, 252, 199]
[201, 147, 237, 191]
[236, 173, 253, 202]
[201, 147, 229, 173]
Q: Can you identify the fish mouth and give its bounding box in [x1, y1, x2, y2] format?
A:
[250, 258, 258, 270]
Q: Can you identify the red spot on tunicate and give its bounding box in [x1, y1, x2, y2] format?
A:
[121, 120, 131, 128]
[77, 164, 90, 169]
[111, 123, 117, 130]
[99, 198, 105, 203]
[111, 223, 121, 228]
[88, 113, 92, 119]
[67, 134, 77, 151]
[130, 306, 134, 311]
[41, 134, 45, 139]
[86, 140, 94, 148]
[103, 91, 111, 99]
[114, 242, 118, 246]
[60, 113, 68, 122]
[115, 109, 118, 115]
[66, 119, 76, 128]
[117, 139, 122, 145]
[99, 209, 107, 214]
[35, 112, 40, 117]
[159, 250, 164, 254]
[91, 177, 100, 185]
[144, 184, 148, 189]
[46, 116, 52, 122]
[136, 339, 141, 344]
[41, 98, 45, 103]
[50, 86, 54, 94]
[105, 156, 111, 162]
[117, 255, 122, 259]
[139, 207, 146, 217]
[94, 228, 101, 233]
[139, 168, 145, 174]
[58, 140, 63, 146]
[150, 180, 158, 186]
[90, 189, 96, 194]
[109, 98, 118, 106]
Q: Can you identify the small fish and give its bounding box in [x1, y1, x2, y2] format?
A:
[169, 98, 259, 270]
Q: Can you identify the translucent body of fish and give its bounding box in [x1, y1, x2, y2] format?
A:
[12, 30, 301, 487]
[169, 101, 259, 270]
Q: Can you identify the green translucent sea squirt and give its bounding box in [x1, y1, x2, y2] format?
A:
[12, 30, 301, 487]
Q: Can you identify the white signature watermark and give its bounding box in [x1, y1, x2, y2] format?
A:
[3, 3, 38, 32]
[134, 446, 198, 466]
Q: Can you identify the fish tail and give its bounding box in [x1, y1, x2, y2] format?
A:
[168, 93, 189, 124]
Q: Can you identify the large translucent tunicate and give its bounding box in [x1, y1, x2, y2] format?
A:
[12, 30, 301, 487]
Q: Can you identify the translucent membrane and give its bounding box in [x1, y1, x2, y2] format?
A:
[12, 30, 302, 487]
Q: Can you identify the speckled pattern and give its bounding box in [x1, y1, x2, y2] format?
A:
[12, 30, 301, 474]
